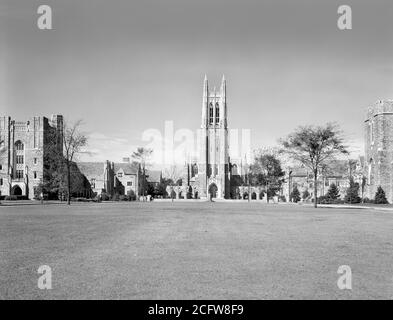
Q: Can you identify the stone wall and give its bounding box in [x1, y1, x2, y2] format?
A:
[364, 100, 393, 202]
[0, 115, 63, 199]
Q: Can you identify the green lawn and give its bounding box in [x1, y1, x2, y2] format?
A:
[0, 202, 392, 299]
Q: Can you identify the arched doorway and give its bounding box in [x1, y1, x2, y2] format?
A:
[11, 185, 23, 196]
[208, 183, 218, 199]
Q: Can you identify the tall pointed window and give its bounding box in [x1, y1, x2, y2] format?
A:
[215, 103, 220, 124]
[15, 141, 24, 151]
[191, 163, 198, 177]
[209, 103, 213, 124]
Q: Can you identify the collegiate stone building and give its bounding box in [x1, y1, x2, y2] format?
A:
[172, 75, 264, 200]
[77, 159, 162, 198]
[194, 74, 230, 199]
[364, 100, 393, 202]
[0, 115, 63, 199]
[283, 159, 361, 201]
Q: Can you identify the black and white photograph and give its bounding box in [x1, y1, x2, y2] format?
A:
[1, 0, 393, 306]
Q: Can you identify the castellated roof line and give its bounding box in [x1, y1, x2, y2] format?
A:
[366, 100, 393, 121]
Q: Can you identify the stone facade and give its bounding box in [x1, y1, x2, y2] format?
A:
[0, 115, 63, 199]
[282, 160, 357, 201]
[77, 161, 117, 197]
[77, 160, 144, 198]
[190, 75, 230, 199]
[114, 162, 141, 196]
[179, 76, 261, 200]
[364, 100, 393, 202]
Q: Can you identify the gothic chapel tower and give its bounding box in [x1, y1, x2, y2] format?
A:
[197, 75, 230, 199]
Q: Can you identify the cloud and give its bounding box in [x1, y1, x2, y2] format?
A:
[79, 132, 137, 162]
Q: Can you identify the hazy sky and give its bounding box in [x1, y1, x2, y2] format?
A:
[1, 0, 393, 164]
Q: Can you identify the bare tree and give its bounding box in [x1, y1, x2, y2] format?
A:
[280, 123, 348, 208]
[63, 120, 88, 205]
[131, 147, 153, 199]
[163, 165, 184, 199]
[163, 165, 184, 185]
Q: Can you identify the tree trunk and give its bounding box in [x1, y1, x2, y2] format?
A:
[142, 166, 145, 201]
[314, 170, 318, 208]
[67, 162, 71, 205]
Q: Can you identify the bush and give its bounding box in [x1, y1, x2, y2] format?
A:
[344, 178, 361, 204]
[374, 186, 389, 204]
[119, 195, 132, 201]
[100, 193, 110, 201]
[318, 195, 344, 204]
[363, 197, 374, 204]
[290, 186, 301, 203]
[127, 190, 136, 201]
[111, 194, 120, 201]
[326, 183, 340, 200]
[278, 195, 286, 202]
[5, 195, 18, 201]
[302, 190, 310, 200]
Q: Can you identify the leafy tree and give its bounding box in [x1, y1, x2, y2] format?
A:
[145, 182, 155, 196]
[326, 183, 340, 200]
[374, 186, 389, 204]
[302, 189, 310, 200]
[290, 185, 301, 203]
[344, 178, 361, 204]
[154, 177, 171, 198]
[250, 153, 285, 201]
[281, 123, 348, 208]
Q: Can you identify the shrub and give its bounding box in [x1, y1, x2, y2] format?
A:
[317, 195, 344, 204]
[363, 197, 374, 204]
[5, 195, 18, 201]
[119, 195, 132, 201]
[111, 194, 120, 201]
[326, 183, 340, 200]
[100, 193, 110, 201]
[344, 178, 361, 204]
[127, 190, 136, 201]
[290, 186, 301, 203]
[374, 186, 389, 204]
[278, 195, 286, 202]
[302, 190, 310, 200]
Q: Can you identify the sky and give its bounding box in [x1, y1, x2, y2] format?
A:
[1, 0, 393, 165]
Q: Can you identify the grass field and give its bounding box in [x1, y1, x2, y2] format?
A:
[0, 202, 392, 300]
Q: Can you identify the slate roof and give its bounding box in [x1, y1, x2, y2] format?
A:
[114, 162, 139, 175]
[77, 162, 105, 180]
[290, 159, 355, 178]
